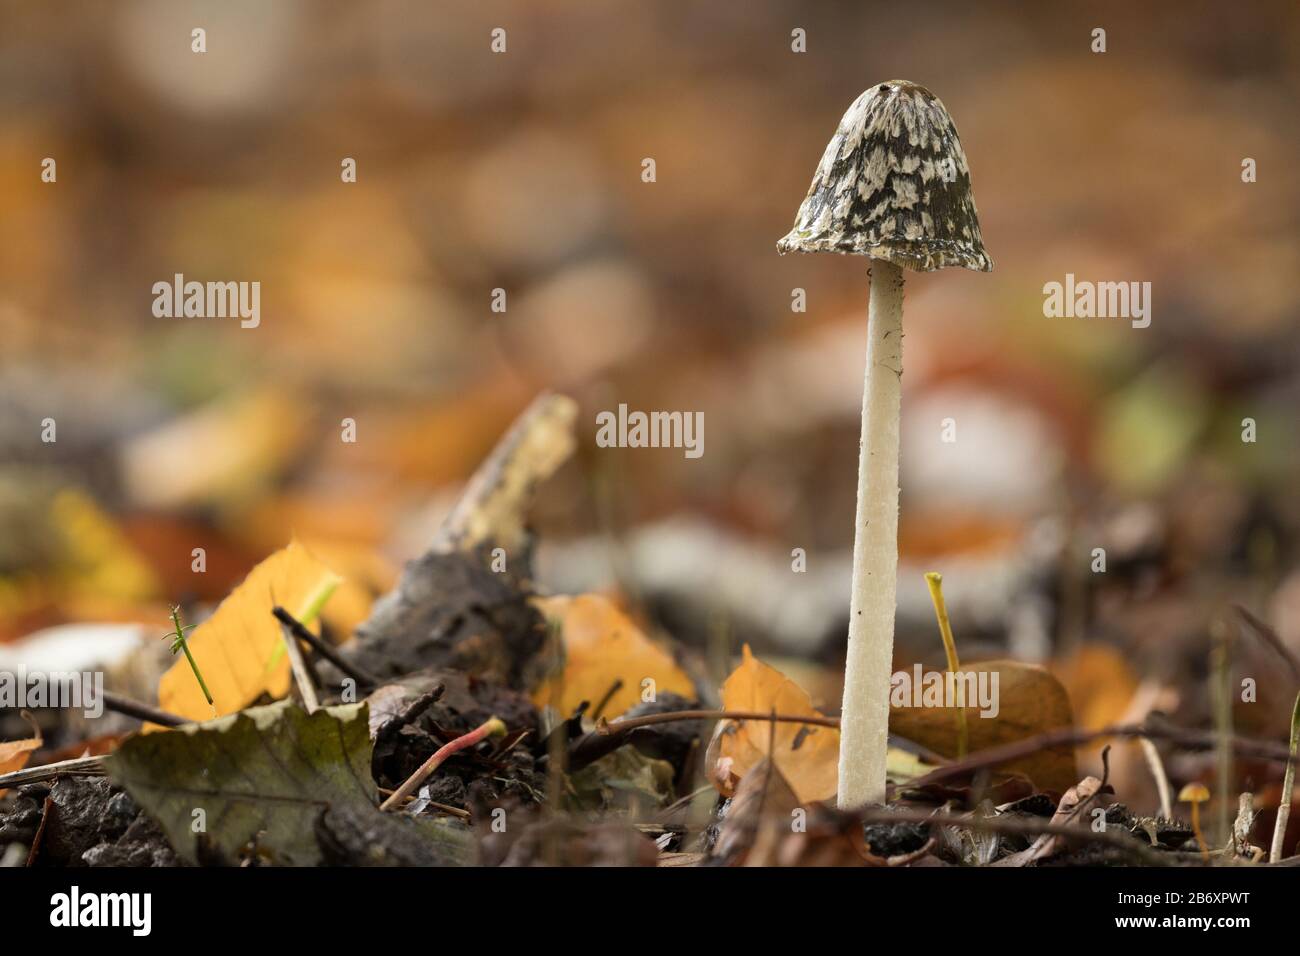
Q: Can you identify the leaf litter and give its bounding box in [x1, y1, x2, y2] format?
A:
[3, 392, 1298, 869]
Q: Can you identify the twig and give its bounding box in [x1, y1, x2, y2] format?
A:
[902, 721, 1297, 791]
[102, 690, 188, 729]
[25, 796, 53, 866]
[380, 717, 506, 811]
[278, 619, 320, 713]
[375, 684, 445, 745]
[1233, 604, 1300, 680]
[376, 787, 471, 820]
[599, 708, 1293, 773]
[886, 835, 937, 866]
[654, 786, 716, 822]
[597, 709, 839, 735]
[0, 755, 106, 789]
[1270, 689, 1300, 863]
[591, 679, 624, 722]
[272, 606, 379, 688]
[855, 806, 1172, 866]
[1015, 747, 1113, 866]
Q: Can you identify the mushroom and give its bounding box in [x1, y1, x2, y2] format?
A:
[1179, 781, 1211, 862]
[777, 81, 992, 808]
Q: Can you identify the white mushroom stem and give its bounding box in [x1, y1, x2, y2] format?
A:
[838, 258, 904, 809]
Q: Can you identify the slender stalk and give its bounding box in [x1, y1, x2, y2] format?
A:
[1269, 690, 1300, 862]
[840, 259, 904, 809]
[179, 643, 212, 706]
[1138, 737, 1173, 819]
[1190, 802, 1209, 863]
[924, 572, 968, 758]
[379, 717, 506, 811]
[1211, 620, 1233, 844]
[165, 605, 214, 717]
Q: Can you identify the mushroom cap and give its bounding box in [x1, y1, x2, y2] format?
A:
[1179, 782, 1211, 803]
[777, 81, 992, 273]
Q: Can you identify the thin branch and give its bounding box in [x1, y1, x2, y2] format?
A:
[900, 721, 1297, 792]
[597, 709, 839, 736]
[375, 684, 446, 745]
[102, 690, 188, 728]
[591, 679, 624, 722]
[0, 755, 106, 789]
[278, 618, 320, 713]
[376, 787, 471, 820]
[595, 709, 1293, 783]
[1234, 604, 1300, 681]
[855, 804, 1171, 866]
[272, 606, 380, 688]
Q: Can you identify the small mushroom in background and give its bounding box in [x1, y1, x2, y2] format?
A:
[1178, 781, 1211, 862]
[777, 80, 993, 808]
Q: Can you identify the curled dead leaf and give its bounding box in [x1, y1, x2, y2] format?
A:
[531, 594, 695, 718]
[707, 645, 839, 805]
[0, 713, 42, 795]
[889, 660, 1077, 794]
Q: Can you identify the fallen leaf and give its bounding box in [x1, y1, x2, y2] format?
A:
[49, 488, 161, 603]
[108, 700, 468, 866]
[712, 758, 802, 865]
[120, 388, 311, 511]
[155, 539, 341, 726]
[0, 726, 42, 794]
[708, 645, 839, 804]
[566, 745, 675, 816]
[531, 594, 695, 718]
[889, 660, 1077, 794]
[293, 540, 395, 641]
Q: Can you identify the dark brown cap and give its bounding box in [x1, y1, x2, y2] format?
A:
[777, 81, 992, 272]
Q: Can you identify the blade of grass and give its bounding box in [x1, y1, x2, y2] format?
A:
[1269, 689, 1300, 863]
[924, 572, 968, 758]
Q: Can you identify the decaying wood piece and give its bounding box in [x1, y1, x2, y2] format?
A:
[344, 393, 577, 686]
[0, 754, 107, 789]
[432, 391, 578, 556]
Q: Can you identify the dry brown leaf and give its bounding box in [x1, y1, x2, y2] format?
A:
[708, 645, 839, 805]
[889, 660, 1078, 794]
[995, 775, 1106, 866]
[154, 540, 341, 727]
[531, 594, 695, 719]
[120, 389, 310, 511]
[712, 758, 802, 866]
[0, 718, 42, 794]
